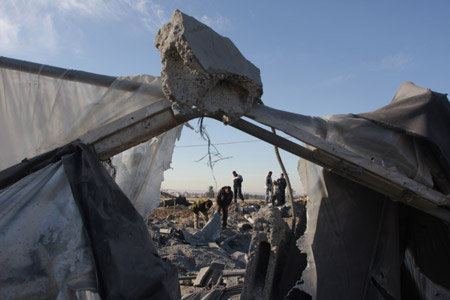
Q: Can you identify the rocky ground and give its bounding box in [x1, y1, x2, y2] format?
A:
[146, 198, 306, 298]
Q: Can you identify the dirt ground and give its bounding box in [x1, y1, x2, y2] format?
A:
[147, 198, 306, 298]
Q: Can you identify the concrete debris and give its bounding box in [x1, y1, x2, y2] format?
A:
[181, 284, 244, 300]
[234, 203, 243, 214]
[244, 214, 254, 224]
[226, 277, 239, 288]
[159, 228, 173, 234]
[238, 222, 253, 231]
[208, 242, 220, 249]
[148, 199, 306, 298]
[155, 10, 263, 123]
[278, 205, 292, 218]
[230, 251, 247, 264]
[242, 205, 260, 214]
[161, 196, 191, 207]
[241, 206, 291, 300]
[193, 262, 225, 287]
[182, 211, 221, 246]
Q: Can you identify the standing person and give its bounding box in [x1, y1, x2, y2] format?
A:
[271, 181, 282, 206]
[277, 173, 287, 206]
[232, 171, 244, 203]
[216, 186, 233, 229]
[265, 171, 273, 202]
[191, 198, 213, 229]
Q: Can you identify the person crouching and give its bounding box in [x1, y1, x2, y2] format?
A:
[216, 186, 233, 229]
[192, 198, 213, 229]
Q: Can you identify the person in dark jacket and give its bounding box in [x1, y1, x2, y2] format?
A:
[192, 198, 213, 229]
[216, 186, 233, 229]
[271, 181, 282, 206]
[277, 173, 287, 205]
[232, 171, 244, 203]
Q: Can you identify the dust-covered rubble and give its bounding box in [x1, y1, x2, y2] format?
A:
[147, 199, 306, 298]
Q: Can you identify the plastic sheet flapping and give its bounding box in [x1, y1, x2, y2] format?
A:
[0, 161, 97, 299]
[112, 126, 182, 219]
[0, 66, 181, 218]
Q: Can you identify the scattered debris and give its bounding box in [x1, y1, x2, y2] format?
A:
[148, 199, 306, 298]
[160, 191, 191, 207]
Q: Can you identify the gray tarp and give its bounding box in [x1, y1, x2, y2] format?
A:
[0, 142, 181, 299]
[249, 82, 450, 299]
[0, 161, 97, 299]
[0, 63, 182, 219]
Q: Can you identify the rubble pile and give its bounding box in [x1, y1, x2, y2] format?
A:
[147, 199, 306, 298]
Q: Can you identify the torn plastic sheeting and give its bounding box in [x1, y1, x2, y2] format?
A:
[112, 125, 183, 219]
[295, 160, 401, 299]
[182, 211, 221, 246]
[0, 161, 97, 299]
[0, 142, 181, 300]
[0, 67, 164, 171]
[403, 248, 450, 299]
[62, 143, 181, 299]
[0, 64, 184, 219]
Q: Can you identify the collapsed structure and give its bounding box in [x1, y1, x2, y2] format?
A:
[1, 9, 449, 300]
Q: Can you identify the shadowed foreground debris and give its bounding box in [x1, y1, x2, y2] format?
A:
[147, 199, 306, 298]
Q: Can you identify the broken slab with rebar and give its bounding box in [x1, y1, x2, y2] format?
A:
[155, 10, 263, 124]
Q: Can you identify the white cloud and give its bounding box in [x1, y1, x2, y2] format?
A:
[0, 0, 230, 60]
[0, 17, 20, 52]
[197, 14, 232, 33]
[380, 53, 412, 70]
[128, 0, 169, 32]
[0, 0, 169, 58]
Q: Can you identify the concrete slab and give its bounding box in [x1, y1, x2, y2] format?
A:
[241, 207, 291, 300]
[155, 10, 263, 123]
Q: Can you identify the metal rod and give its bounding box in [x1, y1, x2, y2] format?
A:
[0, 56, 141, 90]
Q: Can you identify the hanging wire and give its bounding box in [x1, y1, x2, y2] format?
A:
[195, 117, 232, 190]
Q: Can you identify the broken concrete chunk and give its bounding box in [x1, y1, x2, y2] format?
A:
[193, 267, 210, 287]
[230, 251, 247, 264]
[241, 207, 291, 300]
[244, 214, 254, 224]
[238, 222, 253, 232]
[193, 262, 225, 287]
[159, 228, 173, 234]
[226, 276, 240, 288]
[155, 10, 263, 123]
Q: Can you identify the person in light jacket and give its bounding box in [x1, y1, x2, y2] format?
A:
[265, 171, 273, 202]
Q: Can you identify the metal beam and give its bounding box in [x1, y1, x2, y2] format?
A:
[80, 100, 200, 160]
[0, 56, 118, 88]
[229, 118, 450, 223]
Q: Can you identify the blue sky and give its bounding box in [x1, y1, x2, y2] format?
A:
[1, 0, 449, 194]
